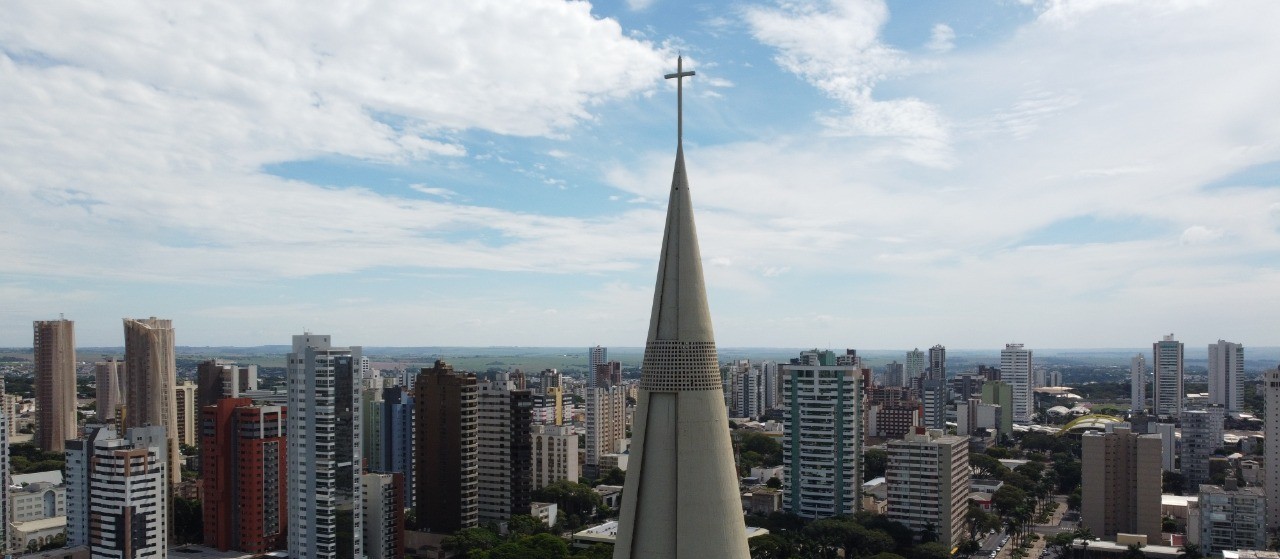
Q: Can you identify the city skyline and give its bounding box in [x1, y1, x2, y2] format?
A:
[3, 1, 1280, 348]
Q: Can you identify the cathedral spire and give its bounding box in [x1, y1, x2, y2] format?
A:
[612, 57, 749, 559]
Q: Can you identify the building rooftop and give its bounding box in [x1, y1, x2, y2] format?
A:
[12, 470, 64, 486]
[167, 545, 261, 559]
[12, 516, 67, 532]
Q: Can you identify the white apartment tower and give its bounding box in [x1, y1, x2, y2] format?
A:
[782, 359, 863, 519]
[887, 429, 971, 549]
[1207, 340, 1244, 412]
[361, 472, 404, 559]
[730, 364, 765, 419]
[1180, 406, 1225, 491]
[1264, 366, 1280, 530]
[1130, 354, 1146, 414]
[476, 374, 533, 523]
[585, 385, 627, 477]
[905, 348, 925, 380]
[1001, 344, 1034, 423]
[762, 361, 781, 410]
[287, 334, 363, 559]
[1153, 334, 1184, 418]
[532, 424, 579, 490]
[66, 425, 168, 559]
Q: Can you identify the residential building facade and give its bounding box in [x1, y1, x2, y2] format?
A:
[286, 333, 363, 559]
[886, 428, 970, 549]
[782, 358, 863, 519]
[33, 319, 76, 452]
[1153, 334, 1184, 418]
[1081, 427, 1162, 544]
[414, 360, 478, 533]
[201, 398, 287, 553]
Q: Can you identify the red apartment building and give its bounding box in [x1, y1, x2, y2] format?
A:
[201, 397, 288, 552]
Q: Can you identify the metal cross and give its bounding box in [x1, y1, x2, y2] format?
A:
[664, 56, 695, 145]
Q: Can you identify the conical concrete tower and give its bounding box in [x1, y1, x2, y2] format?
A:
[613, 57, 750, 559]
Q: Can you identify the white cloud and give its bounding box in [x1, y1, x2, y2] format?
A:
[744, 0, 949, 163]
[926, 23, 956, 53]
[409, 185, 459, 198]
[0, 1, 672, 287]
[1180, 226, 1224, 245]
[627, 0, 657, 11]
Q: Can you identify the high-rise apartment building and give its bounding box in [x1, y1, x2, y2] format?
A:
[379, 386, 415, 509]
[476, 375, 533, 523]
[66, 425, 169, 558]
[0, 385, 8, 549]
[905, 349, 925, 381]
[361, 473, 405, 559]
[362, 384, 385, 471]
[584, 385, 627, 479]
[175, 380, 197, 447]
[414, 360, 478, 533]
[1130, 354, 1146, 414]
[1001, 344, 1034, 423]
[1196, 479, 1265, 553]
[531, 424, 579, 489]
[921, 379, 947, 430]
[927, 345, 946, 381]
[887, 428, 970, 549]
[95, 359, 125, 423]
[196, 360, 258, 410]
[1081, 427, 1162, 544]
[286, 333, 363, 559]
[1153, 334, 1184, 418]
[762, 361, 781, 410]
[201, 398, 287, 553]
[1207, 340, 1244, 412]
[981, 381, 1014, 439]
[782, 357, 862, 519]
[1265, 366, 1280, 530]
[122, 317, 181, 487]
[1180, 405, 1225, 491]
[588, 346, 607, 389]
[33, 319, 76, 452]
[595, 360, 622, 389]
[729, 363, 764, 419]
[613, 63, 750, 559]
[883, 361, 906, 388]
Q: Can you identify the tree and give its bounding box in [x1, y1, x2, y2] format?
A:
[1163, 472, 1186, 495]
[507, 514, 547, 538]
[766, 476, 783, 489]
[442, 527, 502, 557]
[1177, 543, 1203, 559]
[864, 449, 889, 481]
[171, 496, 204, 545]
[532, 481, 603, 521]
[910, 542, 951, 559]
[992, 485, 1029, 519]
[597, 467, 626, 486]
[749, 533, 792, 559]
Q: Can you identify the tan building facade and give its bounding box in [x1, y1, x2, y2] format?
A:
[1081, 427, 1163, 544]
[174, 380, 197, 447]
[33, 319, 76, 452]
[887, 428, 971, 549]
[122, 317, 181, 487]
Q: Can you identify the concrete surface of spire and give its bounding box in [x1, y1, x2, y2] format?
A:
[613, 58, 750, 559]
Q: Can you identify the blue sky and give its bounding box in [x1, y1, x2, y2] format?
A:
[2, 0, 1279, 349]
